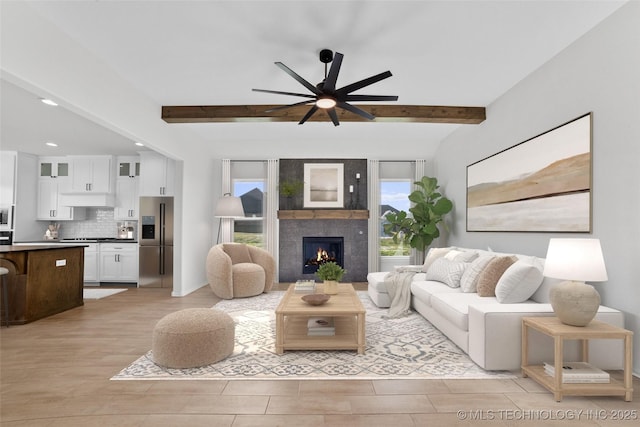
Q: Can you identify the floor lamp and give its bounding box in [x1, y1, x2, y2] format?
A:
[215, 193, 245, 243]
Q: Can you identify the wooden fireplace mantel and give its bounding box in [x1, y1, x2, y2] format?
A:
[277, 210, 369, 220]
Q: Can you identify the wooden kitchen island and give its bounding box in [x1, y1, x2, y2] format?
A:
[0, 245, 85, 325]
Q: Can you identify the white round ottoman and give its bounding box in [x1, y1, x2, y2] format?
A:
[152, 308, 235, 368]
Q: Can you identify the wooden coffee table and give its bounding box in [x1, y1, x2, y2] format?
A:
[275, 282, 366, 354]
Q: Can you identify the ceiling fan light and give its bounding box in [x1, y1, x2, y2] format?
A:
[316, 97, 336, 109]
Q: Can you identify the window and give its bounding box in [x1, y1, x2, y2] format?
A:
[380, 179, 411, 256]
[233, 180, 264, 247]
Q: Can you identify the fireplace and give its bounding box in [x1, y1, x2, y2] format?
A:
[302, 237, 344, 274]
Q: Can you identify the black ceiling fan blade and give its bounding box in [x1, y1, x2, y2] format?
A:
[322, 52, 344, 92]
[336, 71, 393, 96]
[298, 105, 319, 125]
[252, 88, 316, 99]
[265, 100, 315, 113]
[327, 108, 340, 126]
[337, 101, 375, 120]
[344, 94, 399, 102]
[275, 62, 323, 96]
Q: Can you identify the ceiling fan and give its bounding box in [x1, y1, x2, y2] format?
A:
[252, 49, 398, 126]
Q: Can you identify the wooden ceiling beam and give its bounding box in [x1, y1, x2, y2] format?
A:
[161, 105, 486, 124]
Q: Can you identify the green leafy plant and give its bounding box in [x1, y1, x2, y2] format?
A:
[315, 261, 346, 281]
[383, 176, 453, 252]
[279, 179, 304, 197]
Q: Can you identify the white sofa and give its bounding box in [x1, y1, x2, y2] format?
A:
[367, 247, 624, 371]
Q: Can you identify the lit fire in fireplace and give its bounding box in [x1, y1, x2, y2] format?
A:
[317, 248, 329, 262]
[307, 247, 337, 266]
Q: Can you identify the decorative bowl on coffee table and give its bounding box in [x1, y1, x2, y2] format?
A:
[301, 293, 331, 306]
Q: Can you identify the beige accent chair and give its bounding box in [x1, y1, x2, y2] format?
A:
[206, 243, 275, 299]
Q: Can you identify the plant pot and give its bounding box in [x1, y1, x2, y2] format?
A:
[323, 280, 338, 295]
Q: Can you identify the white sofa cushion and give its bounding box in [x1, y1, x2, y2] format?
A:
[366, 272, 390, 293]
[410, 280, 459, 307]
[495, 260, 544, 303]
[430, 292, 501, 332]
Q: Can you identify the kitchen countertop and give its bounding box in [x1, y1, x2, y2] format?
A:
[14, 239, 138, 244]
[0, 244, 91, 252]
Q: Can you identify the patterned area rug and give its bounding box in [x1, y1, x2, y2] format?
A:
[112, 291, 515, 380]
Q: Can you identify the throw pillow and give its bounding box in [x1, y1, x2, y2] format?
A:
[424, 258, 467, 288]
[495, 260, 544, 303]
[444, 249, 464, 260]
[476, 255, 518, 297]
[421, 247, 451, 272]
[460, 255, 494, 293]
[451, 250, 479, 263]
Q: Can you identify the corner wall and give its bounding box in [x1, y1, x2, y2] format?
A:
[434, 2, 640, 375]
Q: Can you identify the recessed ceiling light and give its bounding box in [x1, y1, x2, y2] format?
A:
[45, 142, 58, 147]
[40, 98, 58, 106]
[135, 142, 144, 147]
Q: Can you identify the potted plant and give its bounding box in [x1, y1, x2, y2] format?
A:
[279, 179, 304, 209]
[383, 176, 453, 253]
[315, 261, 346, 295]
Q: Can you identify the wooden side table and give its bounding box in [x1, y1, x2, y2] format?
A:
[521, 316, 633, 402]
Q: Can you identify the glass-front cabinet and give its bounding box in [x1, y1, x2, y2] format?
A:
[39, 157, 69, 178]
[118, 157, 140, 178]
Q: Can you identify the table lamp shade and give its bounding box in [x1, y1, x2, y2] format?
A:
[543, 238, 607, 327]
[543, 238, 608, 282]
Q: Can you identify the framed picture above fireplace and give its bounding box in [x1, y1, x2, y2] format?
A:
[304, 163, 344, 208]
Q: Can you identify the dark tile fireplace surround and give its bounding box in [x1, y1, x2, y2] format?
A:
[278, 159, 369, 283]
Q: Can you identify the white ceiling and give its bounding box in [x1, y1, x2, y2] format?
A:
[0, 1, 627, 159]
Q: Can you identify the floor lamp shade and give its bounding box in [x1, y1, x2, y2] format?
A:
[215, 193, 244, 243]
[543, 238, 608, 327]
[215, 193, 245, 218]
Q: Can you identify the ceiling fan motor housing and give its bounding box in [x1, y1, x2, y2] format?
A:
[319, 49, 334, 63]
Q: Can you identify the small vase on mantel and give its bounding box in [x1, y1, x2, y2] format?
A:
[323, 280, 339, 295]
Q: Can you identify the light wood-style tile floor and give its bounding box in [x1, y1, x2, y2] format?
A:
[1, 284, 638, 426]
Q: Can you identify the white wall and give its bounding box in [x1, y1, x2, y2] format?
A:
[435, 2, 640, 374]
[1, 2, 215, 296]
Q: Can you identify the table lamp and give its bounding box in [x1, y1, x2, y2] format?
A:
[543, 238, 608, 327]
[214, 193, 245, 243]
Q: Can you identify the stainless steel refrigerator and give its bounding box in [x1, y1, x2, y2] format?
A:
[139, 197, 174, 288]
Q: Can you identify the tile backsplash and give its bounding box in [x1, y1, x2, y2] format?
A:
[47, 208, 137, 239]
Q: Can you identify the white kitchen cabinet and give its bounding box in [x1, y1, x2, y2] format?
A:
[70, 155, 114, 193]
[37, 178, 86, 220]
[114, 178, 139, 220]
[114, 156, 140, 220]
[99, 243, 138, 283]
[83, 243, 99, 283]
[39, 157, 69, 178]
[138, 151, 175, 196]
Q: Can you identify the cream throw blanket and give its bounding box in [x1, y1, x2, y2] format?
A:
[383, 269, 419, 319]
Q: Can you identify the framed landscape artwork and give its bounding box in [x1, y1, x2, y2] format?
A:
[467, 113, 592, 232]
[304, 163, 344, 208]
